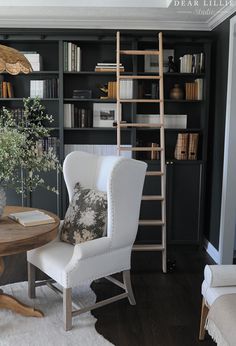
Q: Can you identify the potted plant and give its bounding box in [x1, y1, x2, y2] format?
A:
[0, 98, 60, 217]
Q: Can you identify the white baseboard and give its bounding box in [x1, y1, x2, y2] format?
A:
[204, 238, 220, 264]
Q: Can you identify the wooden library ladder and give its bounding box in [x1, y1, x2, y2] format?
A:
[116, 31, 167, 273]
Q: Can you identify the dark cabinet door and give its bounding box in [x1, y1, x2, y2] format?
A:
[166, 162, 203, 244]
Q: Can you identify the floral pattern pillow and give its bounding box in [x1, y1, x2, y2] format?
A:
[60, 182, 107, 245]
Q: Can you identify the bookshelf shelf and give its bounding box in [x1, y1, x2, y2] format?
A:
[64, 127, 131, 131]
[63, 98, 116, 103]
[0, 98, 59, 101]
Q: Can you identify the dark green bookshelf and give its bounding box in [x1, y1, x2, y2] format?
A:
[0, 29, 212, 245]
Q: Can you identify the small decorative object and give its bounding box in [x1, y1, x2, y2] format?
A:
[0, 97, 60, 214]
[167, 56, 177, 73]
[170, 84, 184, 100]
[72, 90, 92, 99]
[98, 84, 109, 99]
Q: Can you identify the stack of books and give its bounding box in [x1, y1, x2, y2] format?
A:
[22, 52, 42, 71]
[64, 42, 81, 72]
[30, 79, 58, 98]
[8, 210, 55, 227]
[64, 104, 92, 128]
[0, 81, 14, 98]
[185, 78, 203, 100]
[95, 63, 124, 72]
[174, 133, 199, 160]
[180, 53, 204, 74]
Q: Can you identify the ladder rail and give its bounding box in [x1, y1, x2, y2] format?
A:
[116, 32, 121, 156]
[158, 32, 167, 273]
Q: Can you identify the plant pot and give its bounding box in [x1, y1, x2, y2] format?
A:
[0, 188, 6, 218]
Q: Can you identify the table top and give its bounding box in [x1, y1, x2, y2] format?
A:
[0, 206, 60, 256]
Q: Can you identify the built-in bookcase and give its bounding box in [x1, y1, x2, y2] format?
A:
[0, 30, 211, 244]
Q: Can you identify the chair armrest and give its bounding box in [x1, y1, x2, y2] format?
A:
[65, 237, 112, 273]
[204, 264, 236, 287]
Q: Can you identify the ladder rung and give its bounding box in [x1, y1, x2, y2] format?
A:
[119, 99, 161, 103]
[146, 171, 164, 176]
[120, 50, 159, 55]
[118, 75, 161, 80]
[119, 146, 163, 152]
[139, 220, 164, 226]
[142, 195, 164, 201]
[119, 123, 163, 128]
[133, 244, 164, 251]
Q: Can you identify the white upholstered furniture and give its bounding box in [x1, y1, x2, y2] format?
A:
[27, 151, 147, 330]
[199, 264, 236, 340]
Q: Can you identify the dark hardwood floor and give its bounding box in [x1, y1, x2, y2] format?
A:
[92, 245, 216, 346]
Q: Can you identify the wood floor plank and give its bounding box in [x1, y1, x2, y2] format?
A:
[92, 245, 216, 346]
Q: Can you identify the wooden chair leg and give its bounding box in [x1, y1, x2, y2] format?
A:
[199, 297, 209, 341]
[63, 287, 72, 331]
[28, 262, 36, 299]
[123, 270, 136, 305]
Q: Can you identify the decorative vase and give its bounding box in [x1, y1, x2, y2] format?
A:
[0, 187, 6, 218]
[170, 84, 184, 100]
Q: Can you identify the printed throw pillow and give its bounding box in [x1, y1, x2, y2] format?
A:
[60, 182, 107, 245]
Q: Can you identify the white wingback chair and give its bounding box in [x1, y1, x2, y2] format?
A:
[27, 151, 147, 330]
[199, 264, 236, 340]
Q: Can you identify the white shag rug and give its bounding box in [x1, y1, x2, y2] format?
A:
[0, 281, 114, 346]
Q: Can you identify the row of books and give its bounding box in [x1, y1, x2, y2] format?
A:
[64, 42, 81, 72]
[0, 81, 14, 98]
[30, 79, 59, 98]
[36, 137, 59, 156]
[64, 144, 132, 159]
[174, 133, 199, 160]
[136, 114, 187, 129]
[95, 63, 124, 72]
[22, 51, 42, 71]
[64, 104, 92, 128]
[179, 53, 204, 74]
[106, 80, 134, 99]
[185, 79, 203, 100]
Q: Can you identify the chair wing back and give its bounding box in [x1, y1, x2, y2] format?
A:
[63, 151, 147, 248]
[107, 158, 147, 249]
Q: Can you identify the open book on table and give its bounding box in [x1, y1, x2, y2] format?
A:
[8, 210, 55, 227]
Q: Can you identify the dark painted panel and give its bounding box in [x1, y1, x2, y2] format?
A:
[167, 163, 202, 243]
[205, 16, 235, 249]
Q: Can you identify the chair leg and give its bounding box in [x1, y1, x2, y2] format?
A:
[123, 270, 136, 305]
[28, 262, 36, 299]
[63, 287, 72, 331]
[199, 298, 209, 341]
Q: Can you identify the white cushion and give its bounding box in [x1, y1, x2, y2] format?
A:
[202, 280, 236, 306]
[204, 265, 236, 287]
[27, 240, 74, 285]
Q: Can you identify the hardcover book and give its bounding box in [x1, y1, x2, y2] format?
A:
[8, 210, 55, 227]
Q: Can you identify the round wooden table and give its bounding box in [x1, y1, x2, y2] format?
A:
[0, 206, 60, 317]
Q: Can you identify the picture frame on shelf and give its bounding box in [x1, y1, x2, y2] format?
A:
[144, 49, 174, 73]
[93, 103, 120, 127]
